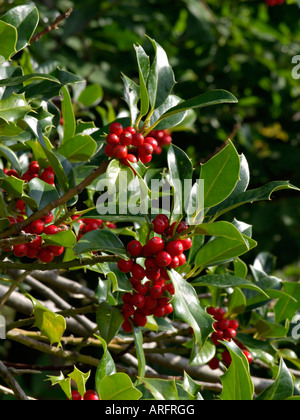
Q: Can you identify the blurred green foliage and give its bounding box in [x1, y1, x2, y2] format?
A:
[2, 0, 300, 267]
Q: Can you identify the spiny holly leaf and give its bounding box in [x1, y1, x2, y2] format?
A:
[25, 294, 66, 346]
[68, 366, 91, 398]
[47, 371, 72, 400]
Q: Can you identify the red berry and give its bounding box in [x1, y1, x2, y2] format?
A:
[208, 357, 220, 371]
[177, 252, 186, 266]
[144, 296, 158, 310]
[222, 350, 232, 367]
[211, 330, 224, 346]
[139, 143, 154, 156]
[224, 328, 237, 341]
[109, 122, 123, 136]
[164, 283, 175, 295]
[144, 137, 158, 150]
[165, 240, 184, 257]
[160, 268, 170, 281]
[119, 131, 133, 146]
[121, 154, 138, 167]
[48, 245, 64, 256]
[168, 256, 180, 269]
[29, 161, 40, 174]
[122, 293, 133, 305]
[180, 237, 192, 251]
[145, 269, 161, 282]
[124, 126, 136, 135]
[131, 133, 144, 147]
[243, 350, 253, 364]
[150, 285, 163, 299]
[70, 390, 83, 401]
[228, 320, 239, 330]
[131, 264, 145, 281]
[113, 145, 128, 160]
[145, 257, 159, 272]
[155, 251, 172, 268]
[152, 218, 168, 235]
[132, 294, 145, 309]
[42, 212, 54, 224]
[44, 225, 59, 235]
[41, 170, 55, 185]
[6, 169, 20, 178]
[16, 199, 26, 213]
[28, 235, 42, 249]
[104, 144, 115, 158]
[84, 390, 99, 401]
[122, 319, 133, 333]
[13, 244, 28, 258]
[218, 319, 229, 330]
[164, 303, 173, 315]
[118, 259, 134, 273]
[152, 306, 165, 318]
[27, 247, 40, 259]
[38, 248, 54, 263]
[30, 220, 45, 235]
[138, 154, 152, 164]
[106, 133, 120, 146]
[147, 237, 165, 255]
[122, 304, 135, 319]
[214, 308, 226, 321]
[133, 310, 147, 327]
[135, 282, 150, 296]
[127, 240, 143, 257]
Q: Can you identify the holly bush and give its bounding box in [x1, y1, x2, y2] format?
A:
[0, 3, 300, 401]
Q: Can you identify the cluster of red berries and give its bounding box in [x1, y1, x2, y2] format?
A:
[207, 307, 253, 370]
[265, 0, 285, 6]
[146, 129, 172, 156]
[104, 123, 172, 166]
[69, 390, 99, 401]
[10, 216, 64, 263]
[117, 215, 192, 331]
[4, 161, 55, 186]
[71, 215, 117, 242]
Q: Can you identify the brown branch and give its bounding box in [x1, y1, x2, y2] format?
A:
[0, 161, 109, 240]
[0, 361, 29, 400]
[0, 232, 37, 250]
[0, 254, 119, 273]
[30, 8, 73, 44]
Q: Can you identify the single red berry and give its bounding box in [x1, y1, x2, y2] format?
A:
[109, 122, 123, 136]
[124, 126, 136, 135]
[131, 133, 144, 147]
[122, 319, 133, 333]
[132, 294, 145, 309]
[177, 252, 186, 266]
[142, 244, 152, 258]
[243, 350, 253, 364]
[166, 240, 184, 257]
[145, 257, 159, 272]
[30, 220, 45, 235]
[27, 247, 40, 259]
[144, 296, 158, 310]
[118, 259, 134, 273]
[228, 320, 239, 330]
[164, 283, 175, 296]
[106, 133, 120, 146]
[207, 307, 218, 317]
[42, 212, 54, 224]
[70, 390, 83, 401]
[84, 222, 100, 233]
[130, 277, 140, 289]
[150, 285, 163, 299]
[222, 350, 232, 367]
[41, 170, 55, 185]
[29, 161, 40, 174]
[160, 268, 170, 281]
[38, 248, 54, 263]
[13, 244, 28, 258]
[122, 304, 135, 319]
[138, 154, 152, 164]
[153, 146, 162, 155]
[211, 330, 224, 346]
[84, 390, 99, 401]
[145, 269, 161, 282]
[119, 131, 133, 146]
[127, 240, 143, 257]
[168, 256, 180, 269]
[161, 135, 172, 146]
[139, 143, 154, 156]
[180, 237, 192, 251]
[135, 282, 150, 296]
[147, 237, 165, 255]
[214, 308, 226, 321]
[163, 303, 173, 315]
[218, 319, 230, 330]
[16, 199, 26, 213]
[131, 264, 145, 281]
[224, 328, 237, 341]
[208, 357, 220, 371]
[152, 305, 165, 318]
[152, 218, 168, 235]
[104, 144, 115, 158]
[121, 154, 138, 167]
[155, 251, 172, 268]
[113, 145, 128, 160]
[122, 293, 133, 305]
[47, 245, 64, 256]
[44, 224, 59, 235]
[28, 235, 43, 249]
[133, 310, 147, 327]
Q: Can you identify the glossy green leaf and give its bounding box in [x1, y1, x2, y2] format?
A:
[134, 44, 150, 117]
[78, 84, 103, 107]
[140, 377, 178, 400]
[97, 373, 142, 400]
[96, 302, 123, 344]
[74, 230, 127, 258]
[57, 134, 97, 162]
[0, 72, 60, 87]
[61, 86, 76, 142]
[28, 178, 59, 210]
[256, 359, 294, 401]
[42, 230, 77, 248]
[0, 20, 17, 63]
[68, 367, 91, 398]
[220, 341, 254, 401]
[179, 372, 203, 400]
[169, 270, 214, 347]
[200, 140, 240, 209]
[0, 93, 31, 123]
[0, 143, 21, 173]
[42, 148, 70, 193]
[1, 5, 39, 52]
[134, 327, 146, 380]
[122, 74, 140, 126]
[25, 294, 66, 346]
[95, 335, 116, 387]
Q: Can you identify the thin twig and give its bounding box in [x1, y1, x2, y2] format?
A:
[30, 8, 73, 44]
[0, 233, 37, 250]
[0, 361, 28, 400]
